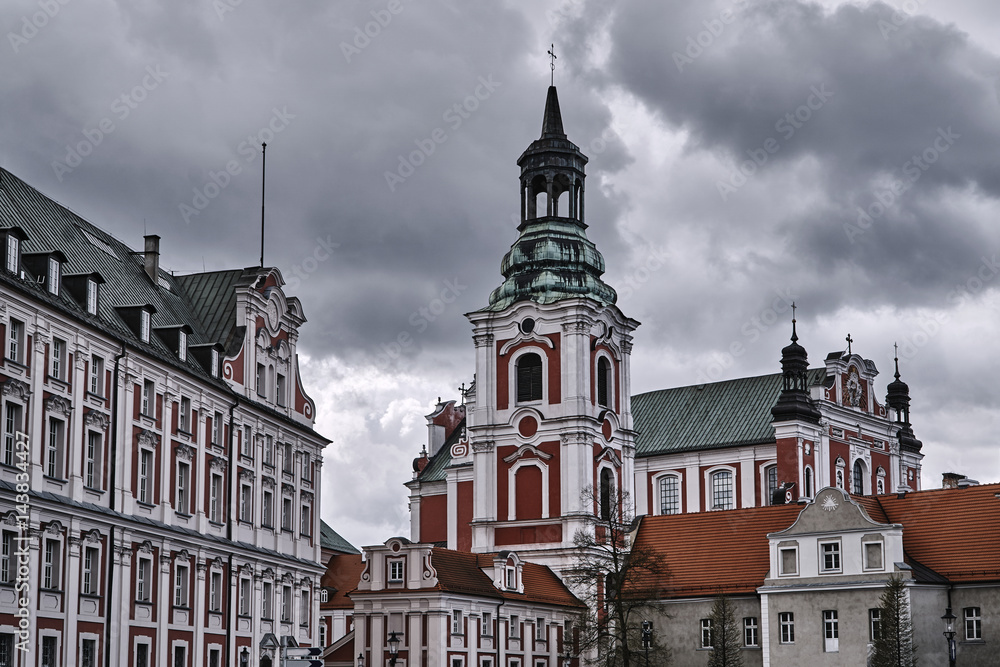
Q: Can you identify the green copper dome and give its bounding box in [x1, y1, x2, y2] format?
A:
[485, 86, 617, 311]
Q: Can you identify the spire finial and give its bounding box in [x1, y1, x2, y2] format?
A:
[893, 342, 900, 379]
[790, 301, 797, 342]
[846, 333, 853, 355]
[548, 44, 557, 86]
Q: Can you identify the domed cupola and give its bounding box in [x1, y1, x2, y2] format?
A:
[885, 351, 922, 453]
[486, 86, 617, 310]
[771, 313, 822, 423]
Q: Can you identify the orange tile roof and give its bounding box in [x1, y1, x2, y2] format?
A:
[322, 553, 366, 609]
[874, 483, 1000, 583]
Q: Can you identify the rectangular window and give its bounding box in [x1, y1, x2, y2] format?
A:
[85, 431, 101, 489]
[3, 402, 23, 467]
[301, 451, 312, 481]
[743, 617, 759, 647]
[701, 618, 713, 649]
[282, 497, 293, 531]
[46, 418, 65, 478]
[389, 560, 404, 582]
[241, 426, 252, 458]
[176, 461, 190, 514]
[482, 612, 492, 636]
[256, 363, 266, 396]
[83, 546, 99, 594]
[300, 503, 311, 536]
[452, 609, 463, 635]
[276, 373, 286, 407]
[47, 257, 60, 295]
[823, 610, 839, 652]
[173, 645, 185, 667]
[81, 638, 96, 667]
[139, 310, 150, 343]
[138, 450, 153, 504]
[240, 484, 252, 523]
[142, 380, 154, 416]
[299, 588, 310, 626]
[864, 542, 883, 570]
[43, 539, 60, 589]
[137, 558, 151, 602]
[210, 571, 222, 612]
[86, 279, 98, 315]
[262, 490, 273, 528]
[711, 470, 734, 510]
[281, 585, 292, 622]
[6, 319, 22, 363]
[50, 338, 65, 380]
[210, 474, 223, 523]
[0, 633, 13, 667]
[965, 607, 982, 641]
[178, 331, 187, 362]
[779, 612, 794, 644]
[779, 547, 797, 576]
[535, 617, 545, 641]
[212, 411, 222, 445]
[264, 435, 274, 466]
[136, 644, 149, 667]
[510, 615, 520, 639]
[283, 441, 293, 473]
[174, 563, 189, 607]
[210, 349, 220, 377]
[239, 578, 251, 616]
[262, 581, 273, 619]
[5, 235, 18, 272]
[869, 608, 881, 642]
[658, 475, 679, 515]
[41, 637, 57, 667]
[89, 355, 104, 395]
[178, 397, 190, 433]
[208, 649, 220, 667]
[0, 531, 13, 583]
[820, 541, 841, 572]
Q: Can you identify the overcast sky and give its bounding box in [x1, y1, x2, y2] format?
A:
[3, 0, 1000, 550]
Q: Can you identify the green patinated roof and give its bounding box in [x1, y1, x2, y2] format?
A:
[320, 520, 360, 555]
[632, 368, 827, 456]
[415, 421, 467, 483]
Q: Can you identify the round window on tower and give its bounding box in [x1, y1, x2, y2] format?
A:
[520, 318, 535, 334]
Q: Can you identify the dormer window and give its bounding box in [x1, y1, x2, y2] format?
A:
[5, 236, 18, 273]
[211, 349, 220, 377]
[505, 564, 516, 590]
[86, 279, 98, 315]
[178, 331, 187, 362]
[139, 310, 150, 343]
[47, 257, 60, 295]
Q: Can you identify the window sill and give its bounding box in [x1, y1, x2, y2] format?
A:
[46, 375, 69, 389]
[173, 605, 191, 612]
[85, 391, 106, 401]
[83, 486, 105, 495]
[3, 358, 27, 370]
[136, 500, 156, 509]
[176, 511, 193, 518]
[176, 429, 192, 439]
[208, 519, 225, 527]
[135, 599, 152, 606]
[43, 475, 67, 484]
[961, 640, 986, 645]
[80, 592, 102, 600]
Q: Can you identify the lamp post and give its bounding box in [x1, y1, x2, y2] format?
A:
[942, 607, 957, 667]
[356, 652, 365, 667]
[641, 620, 652, 667]
[387, 631, 401, 667]
[239, 647, 249, 667]
[562, 648, 572, 667]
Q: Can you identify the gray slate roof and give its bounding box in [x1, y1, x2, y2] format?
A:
[320, 520, 360, 555]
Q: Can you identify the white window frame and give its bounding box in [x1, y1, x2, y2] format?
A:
[743, 617, 759, 647]
[852, 459, 868, 495]
[262, 489, 274, 528]
[43, 536, 62, 590]
[509, 615, 520, 639]
[819, 540, 842, 574]
[6, 319, 23, 364]
[134, 639, 151, 667]
[262, 580, 273, 619]
[178, 397, 191, 433]
[761, 462, 778, 505]
[700, 618, 713, 649]
[803, 465, 814, 498]
[212, 411, 223, 446]
[276, 373, 286, 407]
[868, 608, 881, 642]
[82, 545, 100, 595]
[282, 441, 293, 473]
[209, 569, 223, 612]
[174, 560, 189, 608]
[264, 435, 274, 466]
[139, 309, 150, 343]
[823, 610, 839, 652]
[509, 347, 548, 406]
[239, 577, 251, 616]
[177, 330, 187, 362]
[281, 585, 292, 622]
[301, 451, 312, 482]
[534, 617, 546, 642]
[210, 348, 220, 377]
[80, 635, 99, 667]
[210, 473, 224, 523]
[705, 465, 736, 511]
[508, 458, 550, 520]
[176, 460, 190, 514]
[40, 633, 60, 667]
[655, 472, 681, 515]
[89, 355, 104, 395]
[50, 338, 66, 380]
[0, 530, 16, 584]
[239, 483, 252, 523]
[46, 417, 66, 479]
[3, 400, 24, 467]
[171, 642, 187, 667]
[86, 278, 99, 315]
[47, 256, 60, 295]
[388, 559, 404, 582]
[141, 380, 154, 416]
[282, 496, 293, 531]
[136, 556, 152, 602]
[138, 448, 154, 504]
[5, 235, 18, 273]
[965, 607, 982, 641]
[452, 609, 464, 635]
[779, 612, 794, 644]
[482, 612, 493, 637]
[299, 587, 311, 627]
[256, 363, 266, 397]
[85, 430, 102, 489]
[778, 546, 798, 576]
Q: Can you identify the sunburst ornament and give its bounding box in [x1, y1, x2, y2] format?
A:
[821, 495, 839, 512]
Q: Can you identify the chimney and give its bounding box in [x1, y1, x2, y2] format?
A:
[143, 235, 160, 283]
[942, 472, 966, 489]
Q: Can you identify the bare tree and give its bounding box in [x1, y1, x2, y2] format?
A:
[568, 485, 671, 667]
[707, 595, 743, 667]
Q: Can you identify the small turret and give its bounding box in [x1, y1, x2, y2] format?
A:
[771, 312, 821, 423]
[885, 350, 922, 453]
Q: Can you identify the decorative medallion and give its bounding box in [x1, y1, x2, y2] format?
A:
[517, 415, 538, 439]
[84, 410, 110, 431]
[174, 443, 194, 462]
[44, 395, 72, 417]
[1, 378, 30, 400]
[265, 298, 280, 332]
[821, 496, 839, 512]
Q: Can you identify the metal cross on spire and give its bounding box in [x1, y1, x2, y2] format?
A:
[846, 333, 853, 355]
[548, 44, 557, 86]
[790, 302, 798, 341]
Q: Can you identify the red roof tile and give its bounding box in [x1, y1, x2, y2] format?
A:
[322, 553, 366, 609]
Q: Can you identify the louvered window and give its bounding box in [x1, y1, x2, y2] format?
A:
[516, 353, 542, 402]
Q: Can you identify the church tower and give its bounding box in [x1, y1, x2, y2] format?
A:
[458, 86, 639, 573]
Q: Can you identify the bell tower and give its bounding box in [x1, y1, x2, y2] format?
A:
[461, 85, 639, 574]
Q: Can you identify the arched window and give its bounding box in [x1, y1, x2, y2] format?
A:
[599, 468, 615, 520]
[516, 353, 543, 403]
[766, 465, 778, 506]
[658, 475, 679, 515]
[711, 470, 733, 510]
[804, 467, 813, 498]
[597, 357, 611, 407]
[853, 460, 865, 495]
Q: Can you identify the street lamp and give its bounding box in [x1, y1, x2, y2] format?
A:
[641, 621, 652, 667]
[356, 652, 365, 667]
[387, 631, 401, 667]
[239, 647, 249, 667]
[942, 607, 957, 667]
[562, 648, 572, 667]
